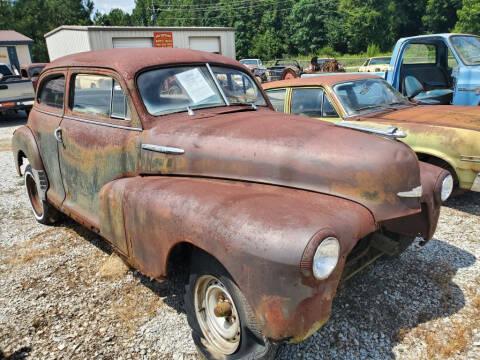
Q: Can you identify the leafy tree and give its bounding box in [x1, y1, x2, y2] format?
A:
[0, 0, 14, 30]
[422, 0, 462, 33]
[94, 8, 133, 26]
[454, 0, 480, 35]
[286, 0, 338, 54]
[390, 0, 427, 39]
[338, 0, 394, 53]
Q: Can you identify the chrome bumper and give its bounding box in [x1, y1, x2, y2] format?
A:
[472, 173, 480, 192]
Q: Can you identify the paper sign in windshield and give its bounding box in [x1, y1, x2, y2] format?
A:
[175, 68, 216, 104]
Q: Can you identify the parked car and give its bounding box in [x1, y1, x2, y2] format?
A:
[12, 48, 451, 360]
[359, 56, 391, 72]
[0, 64, 35, 116]
[265, 58, 303, 81]
[239, 58, 267, 82]
[20, 63, 47, 91]
[263, 74, 480, 193]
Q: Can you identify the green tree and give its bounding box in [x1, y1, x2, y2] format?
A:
[286, 0, 337, 55]
[0, 0, 14, 29]
[422, 0, 462, 33]
[454, 0, 480, 35]
[338, 0, 394, 53]
[94, 8, 133, 26]
[390, 0, 427, 39]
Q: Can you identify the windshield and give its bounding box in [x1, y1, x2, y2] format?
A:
[451, 36, 480, 65]
[332, 78, 411, 116]
[369, 57, 390, 65]
[137, 65, 266, 116]
[28, 66, 45, 77]
[275, 60, 296, 66]
[240, 59, 258, 66]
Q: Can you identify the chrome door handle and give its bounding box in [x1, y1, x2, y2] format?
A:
[54, 127, 63, 143]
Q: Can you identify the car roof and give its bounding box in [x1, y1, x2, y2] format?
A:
[44, 48, 242, 80]
[262, 73, 379, 89]
[398, 33, 479, 43]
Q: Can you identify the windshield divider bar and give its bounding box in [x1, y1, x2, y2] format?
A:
[206, 63, 230, 106]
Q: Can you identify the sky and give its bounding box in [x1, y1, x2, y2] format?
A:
[94, 0, 135, 14]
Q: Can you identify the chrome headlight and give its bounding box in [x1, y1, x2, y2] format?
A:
[313, 237, 340, 280]
[441, 174, 454, 202]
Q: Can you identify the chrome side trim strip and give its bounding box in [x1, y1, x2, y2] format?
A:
[206, 63, 230, 106]
[335, 122, 407, 139]
[397, 185, 423, 198]
[35, 108, 63, 118]
[63, 115, 142, 132]
[460, 155, 480, 163]
[141, 144, 185, 155]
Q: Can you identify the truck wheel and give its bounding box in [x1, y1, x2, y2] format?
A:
[185, 250, 277, 360]
[24, 165, 60, 225]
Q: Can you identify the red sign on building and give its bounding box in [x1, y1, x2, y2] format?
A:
[153, 32, 174, 48]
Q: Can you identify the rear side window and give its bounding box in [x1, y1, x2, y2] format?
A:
[291, 88, 323, 117]
[72, 74, 130, 119]
[323, 93, 338, 117]
[403, 44, 437, 64]
[37, 75, 65, 109]
[265, 89, 286, 112]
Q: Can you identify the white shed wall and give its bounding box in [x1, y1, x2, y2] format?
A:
[45, 27, 236, 60]
[16, 45, 31, 66]
[46, 29, 90, 61]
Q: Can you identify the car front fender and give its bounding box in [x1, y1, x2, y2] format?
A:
[99, 176, 377, 341]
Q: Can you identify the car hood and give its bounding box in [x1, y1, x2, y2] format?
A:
[359, 105, 480, 132]
[141, 107, 422, 222]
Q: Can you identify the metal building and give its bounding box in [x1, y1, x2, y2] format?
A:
[0, 30, 33, 72]
[45, 26, 236, 61]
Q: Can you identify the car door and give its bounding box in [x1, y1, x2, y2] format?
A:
[29, 71, 67, 207]
[57, 69, 142, 252]
[289, 87, 340, 124]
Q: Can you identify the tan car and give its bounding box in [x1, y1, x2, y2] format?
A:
[359, 56, 391, 72]
[263, 74, 480, 193]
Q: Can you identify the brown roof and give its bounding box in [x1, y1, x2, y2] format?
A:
[262, 73, 379, 89]
[0, 30, 33, 43]
[44, 48, 242, 79]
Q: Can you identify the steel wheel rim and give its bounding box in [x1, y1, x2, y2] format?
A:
[25, 172, 43, 219]
[194, 275, 241, 355]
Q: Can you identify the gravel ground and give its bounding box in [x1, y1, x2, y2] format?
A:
[0, 112, 479, 360]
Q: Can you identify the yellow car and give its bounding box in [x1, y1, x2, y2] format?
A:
[263, 74, 480, 193]
[358, 56, 391, 72]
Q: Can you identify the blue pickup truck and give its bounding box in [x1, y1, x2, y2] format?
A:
[385, 33, 480, 106]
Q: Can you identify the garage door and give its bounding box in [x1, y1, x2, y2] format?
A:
[112, 37, 153, 48]
[189, 37, 220, 54]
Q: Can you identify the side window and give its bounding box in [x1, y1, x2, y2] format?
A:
[447, 48, 459, 68]
[403, 44, 437, 64]
[72, 74, 130, 119]
[265, 89, 286, 112]
[37, 75, 65, 109]
[322, 93, 338, 117]
[291, 88, 323, 117]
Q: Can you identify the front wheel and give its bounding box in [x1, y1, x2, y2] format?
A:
[184, 250, 276, 360]
[24, 165, 60, 225]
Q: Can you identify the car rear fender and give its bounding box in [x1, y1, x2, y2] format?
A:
[99, 176, 377, 340]
[11, 125, 44, 176]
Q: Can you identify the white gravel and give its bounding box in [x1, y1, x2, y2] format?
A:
[0, 112, 479, 360]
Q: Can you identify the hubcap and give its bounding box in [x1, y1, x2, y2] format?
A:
[25, 172, 43, 218]
[194, 275, 241, 355]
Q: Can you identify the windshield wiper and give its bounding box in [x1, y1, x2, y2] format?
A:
[355, 105, 385, 112]
[230, 102, 258, 110]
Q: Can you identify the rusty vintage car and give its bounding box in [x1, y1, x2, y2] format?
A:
[12, 49, 451, 359]
[263, 74, 480, 194]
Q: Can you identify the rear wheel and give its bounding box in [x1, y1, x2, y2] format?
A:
[24, 165, 60, 225]
[185, 250, 276, 360]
